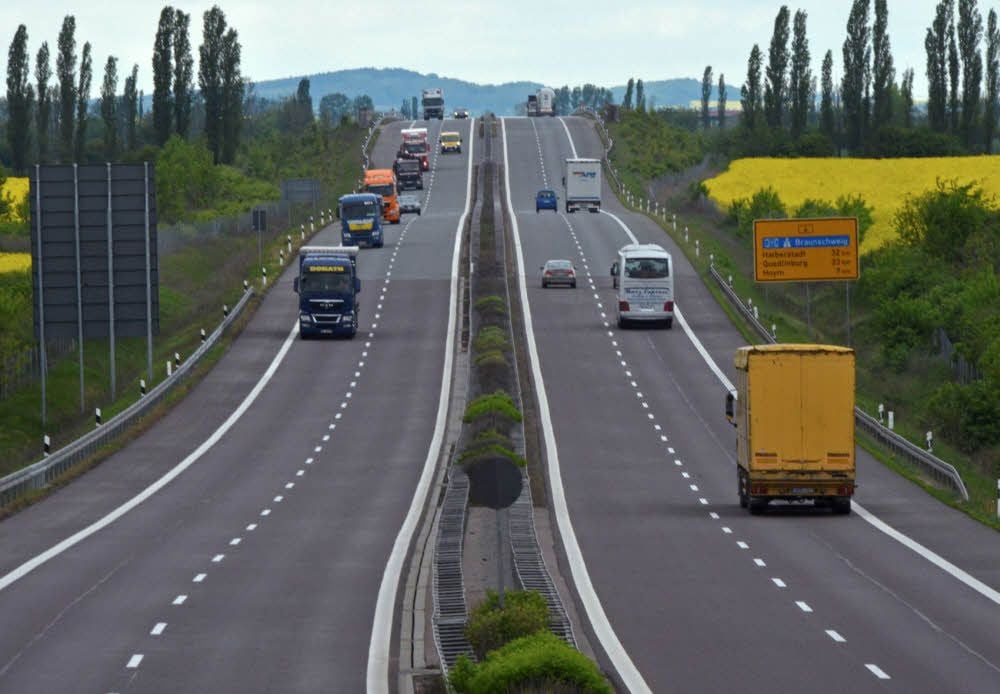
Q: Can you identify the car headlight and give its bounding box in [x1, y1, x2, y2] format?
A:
[299, 313, 313, 324]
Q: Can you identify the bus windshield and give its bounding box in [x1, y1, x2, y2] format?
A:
[624, 257, 669, 279]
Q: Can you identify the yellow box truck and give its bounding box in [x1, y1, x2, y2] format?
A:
[725, 344, 856, 515]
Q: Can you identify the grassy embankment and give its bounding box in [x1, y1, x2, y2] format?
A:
[603, 114, 999, 528]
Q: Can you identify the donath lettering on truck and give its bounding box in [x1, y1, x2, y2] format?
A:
[293, 246, 361, 339]
[725, 344, 856, 515]
[363, 169, 402, 225]
[338, 193, 384, 248]
[609, 243, 674, 329]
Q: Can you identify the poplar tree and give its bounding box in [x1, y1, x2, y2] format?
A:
[74, 41, 92, 162]
[57, 15, 77, 161]
[623, 77, 634, 110]
[842, 0, 871, 150]
[820, 50, 836, 140]
[985, 9, 1000, 152]
[958, 0, 983, 148]
[701, 66, 713, 129]
[35, 42, 52, 163]
[100, 55, 118, 160]
[948, 3, 960, 133]
[635, 79, 645, 112]
[173, 9, 194, 138]
[926, 3, 949, 132]
[763, 5, 790, 129]
[122, 64, 139, 151]
[788, 9, 811, 138]
[199, 6, 226, 163]
[871, 0, 895, 130]
[6, 24, 34, 173]
[741, 44, 763, 131]
[220, 27, 243, 164]
[900, 67, 915, 128]
[717, 73, 727, 129]
[152, 6, 174, 146]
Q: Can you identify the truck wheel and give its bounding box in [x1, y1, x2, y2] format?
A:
[832, 498, 852, 515]
[738, 469, 748, 508]
[748, 497, 767, 515]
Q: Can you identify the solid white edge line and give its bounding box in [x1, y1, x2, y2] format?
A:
[503, 116, 652, 693]
[601, 182, 1000, 607]
[366, 117, 474, 692]
[0, 323, 300, 593]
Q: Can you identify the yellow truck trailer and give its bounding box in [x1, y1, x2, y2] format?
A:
[725, 344, 856, 515]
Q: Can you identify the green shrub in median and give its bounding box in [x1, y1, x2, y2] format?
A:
[463, 589, 549, 660]
[450, 631, 613, 694]
[474, 325, 510, 353]
[475, 295, 508, 324]
[463, 391, 522, 425]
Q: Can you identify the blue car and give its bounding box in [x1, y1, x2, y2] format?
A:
[535, 189, 558, 212]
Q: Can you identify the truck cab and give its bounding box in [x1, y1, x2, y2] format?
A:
[400, 127, 430, 170]
[421, 87, 444, 120]
[610, 243, 674, 328]
[363, 169, 401, 226]
[393, 157, 423, 190]
[338, 192, 384, 248]
[293, 246, 361, 338]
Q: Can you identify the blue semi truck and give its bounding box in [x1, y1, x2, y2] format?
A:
[338, 192, 384, 247]
[293, 246, 361, 338]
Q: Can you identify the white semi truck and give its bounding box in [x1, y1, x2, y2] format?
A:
[421, 87, 444, 120]
[562, 158, 602, 213]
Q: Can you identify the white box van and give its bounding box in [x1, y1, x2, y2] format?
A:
[610, 243, 674, 328]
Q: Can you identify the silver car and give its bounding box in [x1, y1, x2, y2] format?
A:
[540, 259, 577, 288]
[398, 193, 422, 215]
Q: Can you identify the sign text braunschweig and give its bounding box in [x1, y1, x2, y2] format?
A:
[753, 217, 859, 282]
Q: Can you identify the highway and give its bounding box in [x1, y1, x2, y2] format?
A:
[502, 115, 1000, 692]
[0, 112, 997, 694]
[0, 117, 474, 693]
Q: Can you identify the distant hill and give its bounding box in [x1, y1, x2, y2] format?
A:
[250, 67, 740, 116]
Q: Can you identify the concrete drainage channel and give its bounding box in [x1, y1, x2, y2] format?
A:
[422, 116, 576, 688]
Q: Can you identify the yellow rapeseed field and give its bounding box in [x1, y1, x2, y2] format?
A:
[704, 156, 1000, 252]
[1, 176, 29, 222]
[0, 252, 31, 273]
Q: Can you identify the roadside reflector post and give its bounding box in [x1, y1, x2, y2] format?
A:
[243, 279, 249, 291]
[200, 329, 206, 344]
[710, 253, 714, 267]
[926, 430, 933, 453]
[167, 359, 172, 377]
[728, 274, 733, 287]
[262, 266, 268, 287]
[672, 213, 677, 231]
[140, 379, 146, 397]
[771, 323, 777, 339]
[287, 235, 292, 254]
[685, 226, 689, 243]
[223, 303, 229, 318]
[695, 239, 700, 257]
[174, 352, 180, 368]
[43, 434, 51, 457]
[279, 250, 285, 266]
[878, 403, 884, 424]
[310, 215, 315, 233]
[300, 223, 305, 240]
[753, 305, 759, 321]
[888, 411, 894, 430]
[95, 408, 102, 427]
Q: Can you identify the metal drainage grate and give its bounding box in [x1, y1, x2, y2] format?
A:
[432, 467, 475, 672]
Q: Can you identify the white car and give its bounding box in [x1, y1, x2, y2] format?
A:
[398, 193, 422, 215]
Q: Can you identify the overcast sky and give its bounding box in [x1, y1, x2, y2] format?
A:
[1, 1, 955, 100]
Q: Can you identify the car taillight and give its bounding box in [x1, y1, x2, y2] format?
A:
[619, 301, 630, 311]
[544, 271, 553, 276]
[664, 300, 674, 312]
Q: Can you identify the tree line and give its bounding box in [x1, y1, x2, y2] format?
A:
[3, 5, 244, 173]
[718, 0, 1000, 157]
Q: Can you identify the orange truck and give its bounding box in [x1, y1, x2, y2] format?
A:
[363, 169, 401, 225]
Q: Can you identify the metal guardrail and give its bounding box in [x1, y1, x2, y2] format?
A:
[708, 263, 970, 501]
[0, 287, 255, 507]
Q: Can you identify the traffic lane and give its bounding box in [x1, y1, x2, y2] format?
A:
[523, 279, 879, 691]
[585, 298, 1000, 688]
[0, 217, 347, 580]
[557, 117, 1000, 593]
[0, 275, 453, 693]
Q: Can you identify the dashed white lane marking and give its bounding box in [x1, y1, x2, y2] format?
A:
[772, 578, 787, 588]
[754, 558, 767, 567]
[126, 654, 143, 668]
[193, 574, 206, 583]
[314, 445, 322, 453]
[866, 664, 891, 679]
[151, 623, 166, 636]
[285, 483, 294, 490]
[796, 601, 812, 612]
[172, 595, 187, 605]
[682, 472, 690, 479]
[737, 541, 749, 549]
[229, 538, 241, 546]
[826, 630, 846, 643]
[305, 457, 314, 464]
[273, 495, 283, 503]
[709, 512, 719, 520]
[246, 523, 257, 531]
[322, 435, 330, 442]
[296, 470, 304, 477]
[721, 527, 732, 534]
[689, 484, 699, 492]
[212, 554, 224, 563]
[260, 509, 270, 516]
[698, 498, 709, 505]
